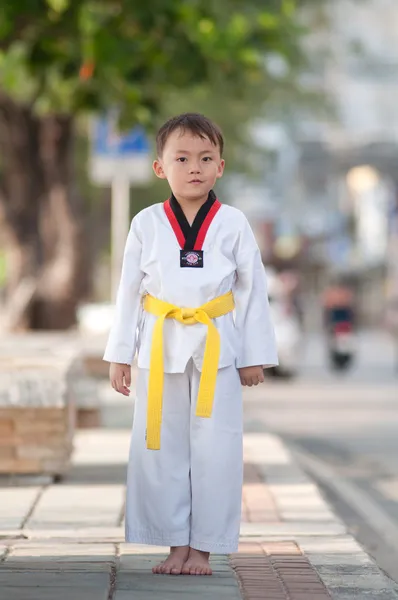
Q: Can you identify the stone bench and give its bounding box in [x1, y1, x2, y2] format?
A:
[0, 356, 80, 479]
[0, 333, 95, 479]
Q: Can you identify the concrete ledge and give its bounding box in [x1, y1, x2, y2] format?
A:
[0, 335, 85, 478]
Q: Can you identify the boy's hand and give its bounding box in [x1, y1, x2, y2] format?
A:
[110, 362, 131, 396]
[239, 365, 264, 387]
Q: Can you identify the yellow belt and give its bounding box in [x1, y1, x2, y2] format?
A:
[143, 291, 235, 450]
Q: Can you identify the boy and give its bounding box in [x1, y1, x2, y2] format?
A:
[104, 113, 278, 576]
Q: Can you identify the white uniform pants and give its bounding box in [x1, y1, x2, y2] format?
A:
[125, 360, 243, 553]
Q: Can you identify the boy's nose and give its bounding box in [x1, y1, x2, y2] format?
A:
[189, 163, 201, 173]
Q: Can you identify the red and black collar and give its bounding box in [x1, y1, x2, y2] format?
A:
[164, 190, 221, 251]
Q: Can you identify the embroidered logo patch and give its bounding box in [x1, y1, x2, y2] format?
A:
[180, 250, 204, 268]
[186, 252, 199, 265]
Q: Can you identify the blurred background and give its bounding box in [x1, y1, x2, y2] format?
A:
[0, 0, 397, 359]
[0, 0, 398, 586]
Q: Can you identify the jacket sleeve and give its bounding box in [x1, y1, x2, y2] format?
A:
[103, 216, 144, 364]
[233, 216, 279, 369]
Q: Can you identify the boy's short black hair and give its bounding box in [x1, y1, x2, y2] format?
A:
[156, 113, 224, 157]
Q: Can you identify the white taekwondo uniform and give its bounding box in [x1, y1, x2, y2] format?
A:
[103, 191, 278, 553]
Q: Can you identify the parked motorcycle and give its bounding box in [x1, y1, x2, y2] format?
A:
[326, 307, 356, 371]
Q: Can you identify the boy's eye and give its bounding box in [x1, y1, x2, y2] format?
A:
[177, 157, 187, 162]
[202, 156, 212, 162]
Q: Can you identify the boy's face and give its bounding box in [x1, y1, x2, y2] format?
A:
[153, 129, 225, 201]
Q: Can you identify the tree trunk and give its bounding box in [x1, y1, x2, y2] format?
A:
[0, 97, 91, 330]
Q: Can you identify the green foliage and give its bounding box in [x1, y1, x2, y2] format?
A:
[0, 0, 307, 123]
[0, 0, 331, 253]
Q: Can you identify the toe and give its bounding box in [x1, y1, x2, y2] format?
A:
[196, 567, 202, 575]
[190, 566, 196, 575]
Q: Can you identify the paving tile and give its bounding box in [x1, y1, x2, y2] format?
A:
[316, 570, 397, 590]
[243, 433, 292, 466]
[120, 543, 169, 555]
[3, 541, 116, 572]
[280, 510, 336, 522]
[119, 552, 232, 575]
[114, 592, 242, 600]
[8, 542, 115, 557]
[1, 424, 396, 600]
[0, 488, 41, 530]
[117, 571, 238, 590]
[0, 588, 109, 600]
[0, 571, 110, 589]
[2, 561, 113, 572]
[263, 541, 302, 555]
[296, 536, 364, 554]
[243, 479, 281, 525]
[240, 521, 346, 536]
[20, 526, 124, 541]
[25, 485, 124, 529]
[328, 591, 398, 600]
[231, 541, 333, 600]
[113, 551, 242, 598]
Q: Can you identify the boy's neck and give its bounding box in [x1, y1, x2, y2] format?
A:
[173, 192, 210, 224]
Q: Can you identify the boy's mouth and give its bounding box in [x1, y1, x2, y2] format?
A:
[189, 179, 203, 184]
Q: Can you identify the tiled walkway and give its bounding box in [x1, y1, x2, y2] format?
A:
[232, 542, 332, 600]
[1, 421, 397, 598]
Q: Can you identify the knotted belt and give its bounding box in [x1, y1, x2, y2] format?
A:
[143, 291, 235, 450]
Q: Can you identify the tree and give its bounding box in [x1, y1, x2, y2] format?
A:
[0, 0, 309, 329]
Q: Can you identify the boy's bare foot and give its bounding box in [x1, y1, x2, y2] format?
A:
[182, 548, 212, 576]
[152, 545, 190, 575]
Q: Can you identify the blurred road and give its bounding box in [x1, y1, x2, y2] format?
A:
[244, 329, 398, 587]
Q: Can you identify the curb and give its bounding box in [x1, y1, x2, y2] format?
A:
[238, 432, 398, 599]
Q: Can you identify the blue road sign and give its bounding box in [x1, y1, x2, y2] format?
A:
[93, 117, 150, 157]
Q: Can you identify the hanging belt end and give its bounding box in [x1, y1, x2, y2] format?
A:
[146, 439, 161, 451]
[195, 407, 212, 419]
[146, 428, 161, 450]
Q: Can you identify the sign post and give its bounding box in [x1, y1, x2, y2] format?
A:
[111, 176, 131, 302]
[90, 115, 152, 301]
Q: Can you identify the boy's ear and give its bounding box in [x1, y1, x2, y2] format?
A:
[216, 159, 225, 179]
[153, 159, 167, 179]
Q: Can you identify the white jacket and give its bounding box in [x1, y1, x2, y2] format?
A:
[103, 202, 278, 372]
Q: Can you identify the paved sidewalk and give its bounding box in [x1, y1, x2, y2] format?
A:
[1, 397, 398, 599]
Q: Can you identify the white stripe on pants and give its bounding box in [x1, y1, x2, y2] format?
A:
[125, 359, 243, 553]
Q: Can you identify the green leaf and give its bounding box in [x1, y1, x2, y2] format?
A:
[227, 14, 250, 41]
[258, 12, 280, 30]
[283, 0, 296, 17]
[198, 19, 215, 36]
[0, 0, 321, 119]
[46, 0, 69, 14]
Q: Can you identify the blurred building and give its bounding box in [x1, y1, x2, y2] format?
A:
[234, 0, 398, 328]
